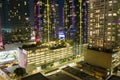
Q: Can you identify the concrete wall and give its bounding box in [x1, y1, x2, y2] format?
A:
[84, 49, 112, 69]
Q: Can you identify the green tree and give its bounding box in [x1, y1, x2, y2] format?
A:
[13, 67, 27, 77]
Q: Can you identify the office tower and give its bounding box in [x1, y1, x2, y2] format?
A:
[64, 0, 88, 44]
[88, 0, 120, 53]
[34, 0, 59, 42]
[9, 0, 31, 42]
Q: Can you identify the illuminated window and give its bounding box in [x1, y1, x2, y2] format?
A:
[10, 10, 12, 12]
[96, 30, 99, 34]
[113, 23, 116, 25]
[8, 19, 11, 21]
[113, 0, 117, 3]
[96, 10, 100, 13]
[90, 31, 92, 36]
[100, 17, 104, 19]
[107, 38, 111, 41]
[113, 13, 117, 16]
[109, 1, 112, 3]
[14, 7, 16, 9]
[90, 23, 93, 26]
[109, 4, 112, 6]
[108, 23, 112, 25]
[15, 12, 16, 16]
[18, 16, 21, 20]
[16, 10, 18, 13]
[118, 34, 120, 36]
[107, 32, 111, 35]
[18, 4, 20, 6]
[112, 37, 115, 41]
[90, 13, 93, 18]
[24, 1, 27, 5]
[118, 29, 120, 32]
[90, 20, 93, 22]
[108, 13, 112, 16]
[108, 27, 111, 30]
[25, 13, 27, 15]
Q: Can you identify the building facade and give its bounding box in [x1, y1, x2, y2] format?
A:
[8, 0, 31, 42]
[34, 0, 60, 42]
[0, 0, 10, 29]
[26, 46, 73, 72]
[64, 0, 88, 44]
[88, 0, 120, 53]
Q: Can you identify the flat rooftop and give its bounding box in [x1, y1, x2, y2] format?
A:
[47, 71, 76, 80]
[21, 73, 49, 80]
[107, 75, 120, 80]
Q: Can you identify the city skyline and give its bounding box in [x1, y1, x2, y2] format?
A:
[1, 0, 120, 80]
[0, 0, 87, 45]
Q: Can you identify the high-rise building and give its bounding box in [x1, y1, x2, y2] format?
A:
[8, 0, 31, 42]
[64, 0, 88, 44]
[0, 0, 10, 29]
[82, 0, 89, 43]
[88, 0, 120, 53]
[0, 0, 11, 44]
[34, 0, 60, 42]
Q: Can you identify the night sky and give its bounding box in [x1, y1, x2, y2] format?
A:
[57, 0, 64, 27]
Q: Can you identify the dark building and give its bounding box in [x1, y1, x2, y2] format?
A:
[8, 0, 31, 42]
[0, 0, 11, 44]
[21, 72, 49, 80]
[107, 75, 120, 80]
[0, 0, 32, 43]
[0, 0, 10, 29]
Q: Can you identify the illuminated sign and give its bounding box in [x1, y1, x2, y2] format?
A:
[58, 31, 65, 39]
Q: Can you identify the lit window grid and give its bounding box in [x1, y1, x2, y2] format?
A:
[27, 47, 73, 66]
[88, 0, 120, 50]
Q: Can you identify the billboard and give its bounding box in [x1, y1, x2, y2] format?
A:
[58, 31, 65, 39]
